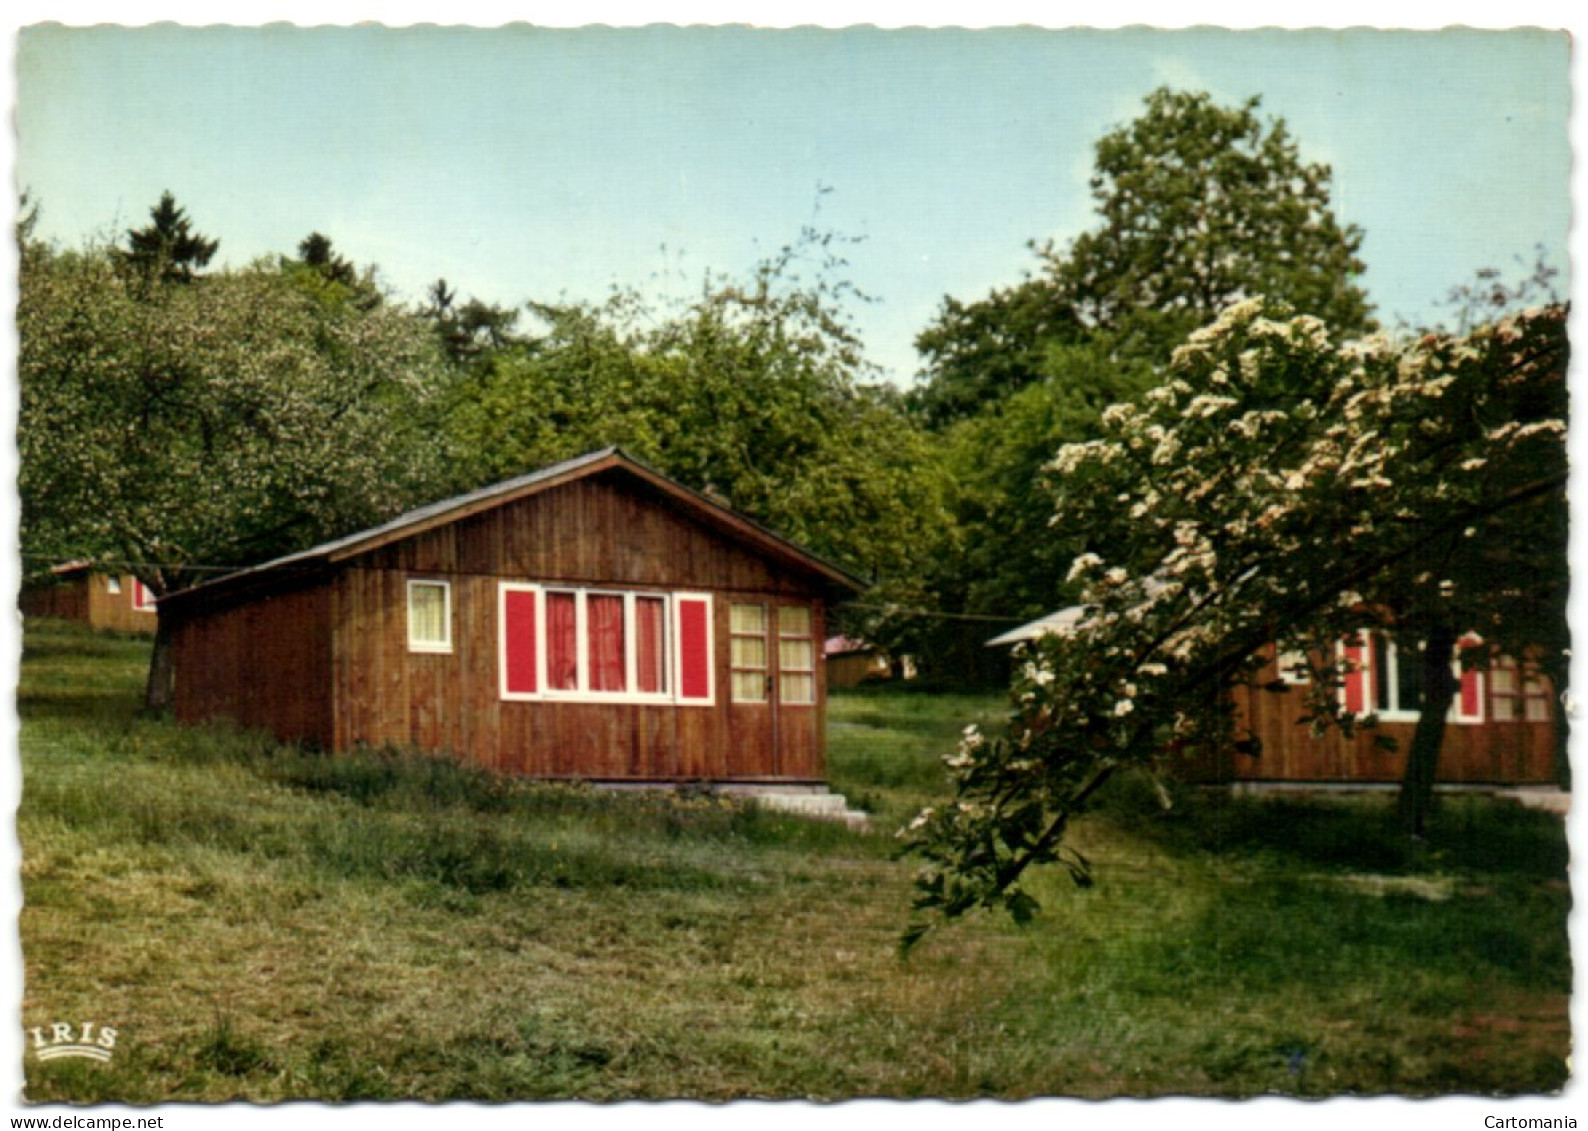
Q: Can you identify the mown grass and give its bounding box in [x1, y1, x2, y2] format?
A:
[18, 619, 1571, 1100]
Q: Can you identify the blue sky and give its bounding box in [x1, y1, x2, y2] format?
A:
[13, 16, 1572, 385]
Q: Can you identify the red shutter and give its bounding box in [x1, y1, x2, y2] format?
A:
[1457, 634, 1483, 721]
[674, 594, 714, 705]
[1342, 634, 1370, 714]
[1459, 668, 1482, 719]
[502, 587, 539, 696]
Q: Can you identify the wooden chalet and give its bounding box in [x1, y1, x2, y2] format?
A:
[20, 562, 159, 635]
[991, 615, 1563, 788]
[824, 635, 910, 689]
[1205, 638, 1562, 787]
[159, 449, 865, 785]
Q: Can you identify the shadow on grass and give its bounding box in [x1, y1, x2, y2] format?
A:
[1093, 770, 1569, 881]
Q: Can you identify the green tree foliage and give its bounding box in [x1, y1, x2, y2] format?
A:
[911, 277, 1082, 427]
[117, 190, 219, 284]
[911, 88, 1374, 426]
[19, 237, 451, 708]
[902, 88, 1378, 681]
[938, 341, 1156, 621]
[282, 232, 383, 311]
[423, 278, 523, 364]
[1051, 89, 1373, 357]
[899, 300, 1567, 942]
[441, 234, 956, 601]
[298, 231, 357, 286]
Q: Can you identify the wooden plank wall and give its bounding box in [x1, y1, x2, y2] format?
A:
[172, 581, 335, 748]
[20, 578, 90, 625]
[331, 472, 832, 782]
[88, 575, 160, 635]
[828, 650, 890, 689]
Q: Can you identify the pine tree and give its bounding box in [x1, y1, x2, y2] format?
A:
[118, 191, 219, 284]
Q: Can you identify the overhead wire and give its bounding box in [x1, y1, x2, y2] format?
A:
[21, 553, 1035, 624]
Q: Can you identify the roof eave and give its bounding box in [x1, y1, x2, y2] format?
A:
[161, 447, 866, 607]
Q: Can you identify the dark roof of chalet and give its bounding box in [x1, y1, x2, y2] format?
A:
[161, 448, 865, 610]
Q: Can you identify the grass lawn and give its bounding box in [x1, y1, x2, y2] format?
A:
[18, 619, 1572, 1100]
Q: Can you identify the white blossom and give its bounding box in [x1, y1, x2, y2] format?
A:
[1067, 552, 1103, 583]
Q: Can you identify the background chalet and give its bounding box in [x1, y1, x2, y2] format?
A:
[991, 616, 1562, 788]
[161, 449, 863, 784]
[20, 561, 159, 635]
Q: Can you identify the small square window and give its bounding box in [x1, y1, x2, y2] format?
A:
[106, 576, 122, 594]
[407, 580, 452, 654]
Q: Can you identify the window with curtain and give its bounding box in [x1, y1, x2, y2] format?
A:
[635, 596, 667, 695]
[407, 580, 452, 653]
[546, 590, 579, 690]
[588, 594, 627, 692]
[778, 605, 815, 705]
[730, 603, 768, 703]
[499, 585, 701, 704]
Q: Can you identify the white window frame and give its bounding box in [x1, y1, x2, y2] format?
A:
[1371, 636, 1422, 724]
[105, 576, 122, 595]
[1338, 632, 1484, 725]
[131, 579, 157, 614]
[406, 579, 453, 655]
[497, 583, 690, 706]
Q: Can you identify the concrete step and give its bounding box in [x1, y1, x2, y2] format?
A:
[592, 780, 872, 829]
[746, 789, 871, 830]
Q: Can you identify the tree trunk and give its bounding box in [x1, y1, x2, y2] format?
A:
[1397, 622, 1459, 838]
[143, 613, 177, 713]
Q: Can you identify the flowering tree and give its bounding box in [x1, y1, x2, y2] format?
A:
[19, 239, 450, 708]
[1052, 90, 1372, 357]
[910, 87, 1374, 427]
[899, 299, 1567, 942]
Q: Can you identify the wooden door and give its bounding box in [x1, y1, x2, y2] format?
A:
[724, 599, 822, 780]
[726, 600, 775, 777]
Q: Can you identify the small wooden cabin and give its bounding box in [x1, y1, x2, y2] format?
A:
[991, 615, 1562, 787]
[825, 636, 892, 689]
[160, 449, 863, 784]
[19, 562, 159, 635]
